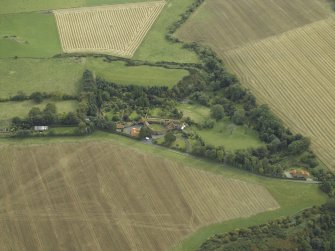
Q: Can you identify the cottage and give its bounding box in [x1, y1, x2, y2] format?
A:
[289, 169, 310, 179]
[116, 123, 125, 132]
[34, 126, 48, 131]
[130, 127, 140, 137]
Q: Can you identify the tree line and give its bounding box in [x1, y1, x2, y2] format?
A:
[198, 200, 335, 251]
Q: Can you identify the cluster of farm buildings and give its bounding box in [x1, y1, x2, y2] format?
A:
[116, 117, 186, 138]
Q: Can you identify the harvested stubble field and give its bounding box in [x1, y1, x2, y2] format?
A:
[54, 1, 165, 57]
[177, 0, 335, 172]
[177, 0, 331, 53]
[224, 16, 335, 171]
[0, 142, 278, 251]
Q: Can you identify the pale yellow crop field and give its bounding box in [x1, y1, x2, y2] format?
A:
[0, 142, 278, 251]
[224, 17, 335, 171]
[54, 1, 165, 57]
[177, 0, 331, 53]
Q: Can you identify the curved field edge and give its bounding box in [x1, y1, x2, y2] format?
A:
[173, 180, 325, 251]
[222, 16, 335, 172]
[0, 135, 278, 251]
[0, 132, 326, 250]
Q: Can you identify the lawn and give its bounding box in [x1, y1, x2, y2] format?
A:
[0, 100, 78, 127]
[149, 123, 165, 131]
[0, 131, 326, 251]
[0, 58, 189, 99]
[178, 103, 210, 124]
[178, 103, 263, 151]
[195, 121, 264, 151]
[0, 13, 61, 58]
[87, 59, 189, 87]
[49, 126, 77, 135]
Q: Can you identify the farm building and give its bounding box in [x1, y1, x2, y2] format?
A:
[116, 123, 125, 132]
[34, 126, 48, 131]
[130, 127, 140, 137]
[290, 170, 310, 179]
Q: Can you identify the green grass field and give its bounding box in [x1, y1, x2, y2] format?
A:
[0, 0, 199, 63]
[0, 100, 78, 127]
[0, 132, 326, 250]
[149, 123, 166, 131]
[0, 13, 61, 58]
[0, 0, 154, 14]
[88, 60, 188, 87]
[134, 0, 199, 63]
[195, 121, 264, 151]
[49, 126, 77, 135]
[178, 103, 210, 124]
[178, 104, 263, 151]
[0, 58, 189, 99]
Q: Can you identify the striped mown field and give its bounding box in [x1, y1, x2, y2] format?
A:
[0, 142, 278, 251]
[54, 1, 165, 57]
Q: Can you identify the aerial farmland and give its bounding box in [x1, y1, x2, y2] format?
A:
[0, 142, 279, 251]
[178, 0, 335, 172]
[0, 0, 334, 250]
[54, 1, 166, 57]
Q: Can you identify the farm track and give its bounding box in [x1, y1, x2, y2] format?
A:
[223, 16, 335, 171]
[54, 1, 165, 57]
[0, 142, 278, 251]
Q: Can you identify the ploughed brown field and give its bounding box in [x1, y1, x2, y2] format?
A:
[0, 142, 278, 251]
[177, 0, 335, 172]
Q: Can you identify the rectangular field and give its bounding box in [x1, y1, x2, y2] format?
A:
[0, 12, 62, 58]
[223, 17, 335, 171]
[0, 100, 78, 127]
[0, 58, 189, 99]
[0, 142, 278, 251]
[54, 1, 165, 57]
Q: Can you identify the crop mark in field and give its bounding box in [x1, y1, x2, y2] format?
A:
[0, 143, 278, 251]
[54, 1, 165, 57]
